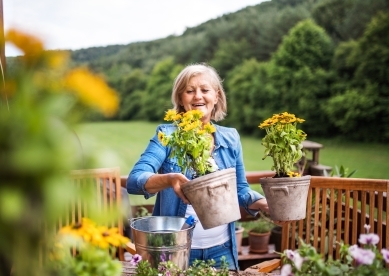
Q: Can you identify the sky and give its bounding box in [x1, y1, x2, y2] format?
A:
[3, 0, 267, 57]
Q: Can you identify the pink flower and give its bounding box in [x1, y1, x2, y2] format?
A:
[381, 249, 389, 263]
[285, 249, 304, 270]
[349, 247, 375, 265]
[130, 254, 142, 266]
[359, 233, 380, 245]
[280, 264, 294, 276]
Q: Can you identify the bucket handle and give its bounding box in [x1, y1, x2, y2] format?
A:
[270, 186, 289, 196]
[129, 216, 152, 227]
[207, 182, 229, 197]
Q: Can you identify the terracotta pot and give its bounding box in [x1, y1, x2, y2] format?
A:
[235, 226, 244, 254]
[248, 230, 271, 254]
[260, 175, 311, 222]
[181, 168, 241, 229]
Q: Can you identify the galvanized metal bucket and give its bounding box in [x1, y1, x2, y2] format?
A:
[130, 216, 195, 269]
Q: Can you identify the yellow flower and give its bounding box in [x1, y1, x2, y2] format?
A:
[58, 218, 129, 249]
[203, 122, 216, 134]
[179, 121, 188, 128]
[158, 109, 215, 177]
[173, 113, 182, 121]
[197, 129, 206, 135]
[287, 171, 301, 177]
[183, 122, 197, 132]
[259, 112, 306, 177]
[99, 226, 130, 247]
[164, 109, 178, 121]
[64, 68, 119, 116]
[5, 29, 44, 61]
[189, 110, 203, 119]
[158, 131, 165, 142]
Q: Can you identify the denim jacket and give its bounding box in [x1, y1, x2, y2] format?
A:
[127, 123, 265, 268]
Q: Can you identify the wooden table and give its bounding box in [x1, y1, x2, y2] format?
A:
[238, 245, 279, 270]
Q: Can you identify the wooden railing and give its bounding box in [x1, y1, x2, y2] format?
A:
[120, 172, 389, 266]
[281, 176, 389, 260]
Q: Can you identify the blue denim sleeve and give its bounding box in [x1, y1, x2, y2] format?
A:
[126, 125, 167, 199]
[234, 129, 265, 217]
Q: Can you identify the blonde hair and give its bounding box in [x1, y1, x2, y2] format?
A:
[171, 63, 227, 122]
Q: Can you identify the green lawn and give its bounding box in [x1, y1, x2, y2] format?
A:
[75, 121, 389, 205]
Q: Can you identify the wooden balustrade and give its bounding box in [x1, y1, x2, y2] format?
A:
[119, 172, 389, 269]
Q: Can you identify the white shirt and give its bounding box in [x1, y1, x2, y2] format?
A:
[185, 205, 230, 249]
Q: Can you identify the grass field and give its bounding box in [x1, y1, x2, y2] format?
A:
[75, 121, 389, 205]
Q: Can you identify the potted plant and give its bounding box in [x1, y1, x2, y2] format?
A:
[158, 109, 240, 229]
[248, 217, 274, 254]
[158, 109, 218, 178]
[258, 112, 311, 222]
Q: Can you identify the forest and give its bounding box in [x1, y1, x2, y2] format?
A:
[55, 0, 389, 142]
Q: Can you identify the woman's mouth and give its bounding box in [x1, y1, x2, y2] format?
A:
[192, 103, 205, 107]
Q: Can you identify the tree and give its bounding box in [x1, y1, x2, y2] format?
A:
[209, 39, 252, 79]
[225, 59, 273, 135]
[117, 69, 148, 120]
[267, 19, 334, 136]
[312, 0, 389, 43]
[142, 58, 183, 121]
[325, 12, 389, 141]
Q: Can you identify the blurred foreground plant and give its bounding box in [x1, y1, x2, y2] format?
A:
[0, 29, 119, 275]
[49, 218, 129, 276]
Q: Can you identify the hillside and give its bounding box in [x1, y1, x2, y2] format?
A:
[7, 0, 388, 143]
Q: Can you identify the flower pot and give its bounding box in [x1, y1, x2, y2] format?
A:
[235, 226, 244, 254]
[260, 175, 311, 222]
[181, 168, 241, 229]
[269, 226, 282, 253]
[248, 230, 271, 254]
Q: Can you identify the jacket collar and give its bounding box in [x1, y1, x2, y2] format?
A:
[213, 124, 229, 150]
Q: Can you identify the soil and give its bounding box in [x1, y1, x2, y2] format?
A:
[229, 264, 281, 276]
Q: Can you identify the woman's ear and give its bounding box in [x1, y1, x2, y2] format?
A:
[214, 91, 219, 104]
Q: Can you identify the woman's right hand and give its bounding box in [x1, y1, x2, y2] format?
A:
[167, 173, 191, 204]
[145, 173, 190, 204]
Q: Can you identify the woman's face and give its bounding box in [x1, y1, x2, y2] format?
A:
[180, 73, 218, 124]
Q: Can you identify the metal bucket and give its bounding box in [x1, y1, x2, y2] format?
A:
[130, 216, 195, 269]
[181, 168, 241, 229]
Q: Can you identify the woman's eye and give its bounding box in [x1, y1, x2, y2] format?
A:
[187, 90, 194, 93]
[202, 89, 209, 93]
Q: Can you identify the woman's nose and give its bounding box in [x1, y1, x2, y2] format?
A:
[194, 89, 202, 99]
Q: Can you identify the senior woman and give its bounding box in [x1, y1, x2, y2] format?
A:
[127, 63, 269, 270]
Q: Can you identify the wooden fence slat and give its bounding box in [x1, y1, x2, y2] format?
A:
[369, 191, 375, 233]
[335, 189, 342, 259]
[328, 188, 335, 258]
[306, 188, 312, 244]
[320, 188, 327, 254]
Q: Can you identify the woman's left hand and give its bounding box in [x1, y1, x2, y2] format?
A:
[249, 198, 269, 213]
